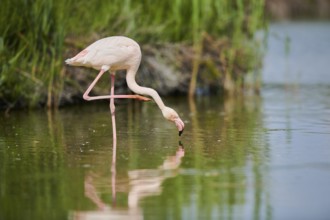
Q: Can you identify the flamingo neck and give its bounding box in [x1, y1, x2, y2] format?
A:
[126, 69, 166, 110]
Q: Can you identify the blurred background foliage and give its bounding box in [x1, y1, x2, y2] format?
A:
[0, 0, 266, 109]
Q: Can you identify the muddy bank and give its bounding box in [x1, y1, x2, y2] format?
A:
[0, 35, 260, 111]
[61, 35, 260, 106]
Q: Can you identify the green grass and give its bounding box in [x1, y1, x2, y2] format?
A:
[0, 0, 265, 108]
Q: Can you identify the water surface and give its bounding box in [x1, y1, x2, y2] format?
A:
[1, 22, 330, 220]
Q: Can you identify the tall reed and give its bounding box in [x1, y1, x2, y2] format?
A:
[0, 0, 71, 108]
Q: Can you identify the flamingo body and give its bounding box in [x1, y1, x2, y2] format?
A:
[66, 36, 184, 136]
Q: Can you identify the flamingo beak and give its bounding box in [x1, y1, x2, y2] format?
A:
[175, 118, 185, 136]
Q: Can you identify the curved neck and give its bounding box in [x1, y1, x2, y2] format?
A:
[126, 69, 166, 110]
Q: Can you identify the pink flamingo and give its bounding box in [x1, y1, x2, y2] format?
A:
[65, 36, 185, 140]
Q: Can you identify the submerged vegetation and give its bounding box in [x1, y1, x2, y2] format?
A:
[0, 0, 265, 109]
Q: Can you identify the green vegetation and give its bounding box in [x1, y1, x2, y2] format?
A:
[0, 0, 265, 109]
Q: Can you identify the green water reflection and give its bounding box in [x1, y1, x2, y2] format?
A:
[0, 95, 270, 220]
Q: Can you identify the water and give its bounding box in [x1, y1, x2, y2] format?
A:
[263, 21, 330, 85]
[1, 22, 330, 220]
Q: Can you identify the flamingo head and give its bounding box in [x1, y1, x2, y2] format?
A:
[162, 107, 185, 136]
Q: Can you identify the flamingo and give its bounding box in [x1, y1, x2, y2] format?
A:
[65, 36, 185, 139]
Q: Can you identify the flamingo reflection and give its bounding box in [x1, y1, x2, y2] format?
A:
[71, 143, 184, 220]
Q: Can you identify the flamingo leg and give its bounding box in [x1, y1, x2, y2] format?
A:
[109, 72, 117, 207]
[83, 69, 150, 102]
[110, 73, 116, 114]
[110, 73, 117, 147]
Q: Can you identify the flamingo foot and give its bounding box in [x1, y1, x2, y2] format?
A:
[134, 95, 151, 102]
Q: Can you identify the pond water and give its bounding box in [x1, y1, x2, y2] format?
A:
[1, 22, 330, 220]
